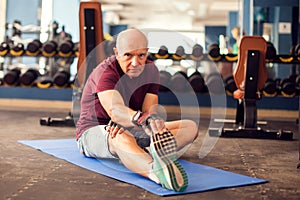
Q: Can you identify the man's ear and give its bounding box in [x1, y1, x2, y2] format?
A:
[113, 47, 118, 56]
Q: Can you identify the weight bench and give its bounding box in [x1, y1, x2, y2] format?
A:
[213, 36, 293, 140]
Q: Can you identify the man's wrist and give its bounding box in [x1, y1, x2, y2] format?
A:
[132, 110, 143, 126]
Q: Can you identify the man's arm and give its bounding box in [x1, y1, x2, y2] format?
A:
[98, 90, 135, 127]
[98, 90, 159, 127]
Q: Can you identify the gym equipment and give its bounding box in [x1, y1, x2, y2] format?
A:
[10, 43, 24, 56]
[210, 36, 293, 140]
[36, 76, 53, 88]
[40, 115, 74, 126]
[280, 77, 297, 97]
[0, 42, 10, 56]
[224, 75, 237, 95]
[53, 70, 71, 88]
[41, 40, 58, 57]
[26, 39, 42, 56]
[19, 69, 40, 87]
[262, 78, 278, 97]
[265, 42, 277, 61]
[77, 1, 105, 86]
[58, 39, 74, 57]
[188, 71, 205, 93]
[155, 45, 169, 59]
[3, 68, 21, 86]
[190, 44, 203, 61]
[170, 71, 189, 93]
[205, 72, 225, 94]
[159, 70, 172, 92]
[172, 45, 186, 61]
[40, 1, 105, 127]
[207, 43, 221, 61]
[19, 138, 267, 196]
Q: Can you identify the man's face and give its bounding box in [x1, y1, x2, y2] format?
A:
[115, 48, 148, 79]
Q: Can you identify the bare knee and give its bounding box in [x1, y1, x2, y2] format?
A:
[108, 131, 137, 155]
[183, 120, 199, 141]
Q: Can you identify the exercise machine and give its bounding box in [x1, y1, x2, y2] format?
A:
[209, 36, 293, 140]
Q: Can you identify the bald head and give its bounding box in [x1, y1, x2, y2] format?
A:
[115, 29, 148, 55]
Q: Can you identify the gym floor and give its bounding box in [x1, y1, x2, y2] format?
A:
[0, 103, 299, 200]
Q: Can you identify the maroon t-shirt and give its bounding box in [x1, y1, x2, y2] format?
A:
[76, 56, 160, 139]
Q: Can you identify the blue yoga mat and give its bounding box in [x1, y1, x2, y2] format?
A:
[19, 139, 267, 196]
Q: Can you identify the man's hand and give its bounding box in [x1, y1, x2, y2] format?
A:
[142, 117, 168, 136]
[105, 120, 125, 139]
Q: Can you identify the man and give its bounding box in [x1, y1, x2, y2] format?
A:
[76, 28, 198, 192]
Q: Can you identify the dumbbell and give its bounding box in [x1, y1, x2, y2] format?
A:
[53, 70, 71, 88]
[58, 39, 74, 57]
[205, 72, 224, 94]
[159, 70, 172, 92]
[190, 44, 203, 61]
[155, 45, 169, 59]
[280, 77, 296, 97]
[20, 69, 40, 87]
[26, 39, 42, 56]
[0, 42, 10, 56]
[3, 68, 21, 86]
[290, 43, 300, 56]
[170, 71, 189, 93]
[188, 71, 205, 93]
[10, 43, 24, 56]
[224, 75, 237, 95]
[208, 43, 221, 61]
[266, 42, 277, 61]
[36, 76, 53, 88]
[42, 40, 58, 57]
[172, 46, 186, 61]
[263, 78, 278, 97]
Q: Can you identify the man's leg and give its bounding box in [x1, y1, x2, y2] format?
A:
[108, 130, 153, 177]
[108, 129, 188, 191]
[165, 119, 199, 150]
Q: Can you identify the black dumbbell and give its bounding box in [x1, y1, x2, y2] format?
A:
[190, 44, 203, 61]
[188, 71, 205, 93]
[10, 43, 24, 56]
[172, 46, 186, 61]
[26, 39, 42, 56]
[159, 70, 172, 92]
[280, 77, 296, 97]
[263, 78, 278, 97]
[0, 42, 10, 56]
[36, 76, 53, 88]
[42, 40, 58, 57]
[290, 43, 300, 56]
[170, 71, 189, 93]
[208, 43, 221, 61]
[224, 75, 237, 95]
[58, 39, 74, 57]
[205, 72, 224, 94]
[155, 45, 169, 59]
[53, 70, 71, 88]
[20, 69, 40, 87]
[3, 68, 21, 86]
[266, 42, 277, 61]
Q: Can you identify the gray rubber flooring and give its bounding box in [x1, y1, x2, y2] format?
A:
[0, 107, 299, 200]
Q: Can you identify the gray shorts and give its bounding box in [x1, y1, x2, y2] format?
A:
[77, 125, 118, 159]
